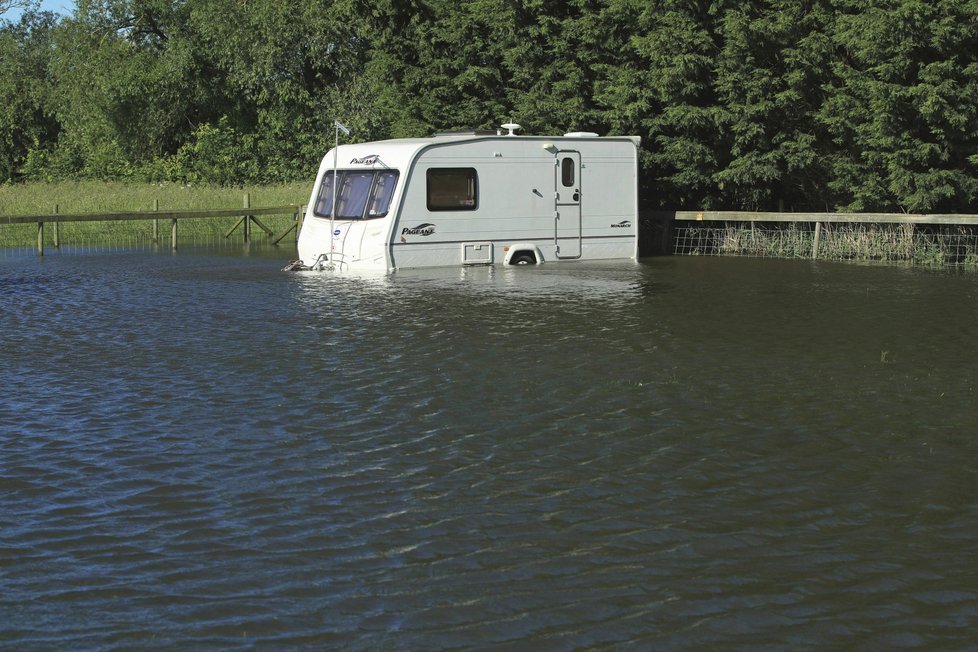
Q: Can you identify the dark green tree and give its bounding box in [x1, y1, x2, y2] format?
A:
[0, 8, 59, 182]
[598, 0, 725, 209]
[503, 0, 616, 135]
[820, 0, 978, 212]
[352, 0, 510, 137]
[712, 0, 834, 210]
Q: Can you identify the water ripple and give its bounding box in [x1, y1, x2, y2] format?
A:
[2, 252, 978, 648]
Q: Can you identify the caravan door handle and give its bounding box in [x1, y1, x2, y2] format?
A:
[573, 191, 580, 202]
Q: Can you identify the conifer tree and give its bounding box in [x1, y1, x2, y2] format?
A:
[820, 0, 978, 212]
[604, 0, 725, 208]
[712, 0, 833, 210]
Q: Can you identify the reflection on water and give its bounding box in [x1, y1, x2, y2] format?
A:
[291, 261, 647, 305]
[2, 248, 978, 648]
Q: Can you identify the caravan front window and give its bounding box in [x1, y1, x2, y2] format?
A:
[366, 171, 398, 217]
[314, 170, 399, 219]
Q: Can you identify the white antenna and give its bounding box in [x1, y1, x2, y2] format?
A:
[331, 120, 351, 264]
[501, 121, 521, 136]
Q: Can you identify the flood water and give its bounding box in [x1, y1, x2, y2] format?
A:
[2, 246, 978, 649]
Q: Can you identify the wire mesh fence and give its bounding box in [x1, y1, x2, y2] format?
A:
[674, 222, 813, 258]
[672, 222, 978, 267]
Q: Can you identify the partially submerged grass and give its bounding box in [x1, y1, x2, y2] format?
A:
[720, 223, 812, 258]
[0, 181, 309, 248]
[675, 222, 978, 268]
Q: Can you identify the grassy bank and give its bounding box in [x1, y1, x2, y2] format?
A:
[0, 181, 309, 248]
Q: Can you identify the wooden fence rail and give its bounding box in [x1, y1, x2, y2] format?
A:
[1, 198, 304, 255]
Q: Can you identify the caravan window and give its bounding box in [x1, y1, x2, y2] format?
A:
[561, 157, 575, 187]
[366, 171, 398, 217]
[427, 168, 478, 211]
[314, 170, 399, 219]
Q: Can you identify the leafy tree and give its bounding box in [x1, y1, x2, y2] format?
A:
[0, 9, 58, 182]
[43, 0, 224, 178]
[0, 0, 32, 19]
[4, 0, 978, 216]
[188, 0, 369, 178]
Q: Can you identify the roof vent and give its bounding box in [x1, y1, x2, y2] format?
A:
[501, 122, 522, 136]
[434, 130, 496, 137]
[564, 131, 600, 138]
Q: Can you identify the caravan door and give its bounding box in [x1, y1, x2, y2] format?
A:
[554, 151, 582, 259]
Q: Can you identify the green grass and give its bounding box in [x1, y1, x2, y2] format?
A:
[0, 181, 310, 248]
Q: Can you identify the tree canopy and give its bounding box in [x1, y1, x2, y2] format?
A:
[2, 0, 977, 212]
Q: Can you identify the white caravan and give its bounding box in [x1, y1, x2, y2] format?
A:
[295, 125, 640, 270]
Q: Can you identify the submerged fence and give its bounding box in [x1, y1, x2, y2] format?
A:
[641, 211, 978, 267]
[1, 195, 304, 255]
[8, 202, 978, 266]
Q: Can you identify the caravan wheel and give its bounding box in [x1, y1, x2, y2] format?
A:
[510, 252, 536, 265]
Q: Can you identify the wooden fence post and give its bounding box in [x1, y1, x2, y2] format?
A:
[243, 192, 251, 243]
[36, 221, 43, 256]
[171, 218, 178, 250]
[812, 221, 822, 259]
[153, 199, 160, 243]
[53, 204, 60, 248]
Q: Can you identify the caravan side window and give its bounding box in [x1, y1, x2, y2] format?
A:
[427, 168, 478, 211]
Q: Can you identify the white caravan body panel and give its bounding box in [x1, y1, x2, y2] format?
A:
[297, 133, 640, 270]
